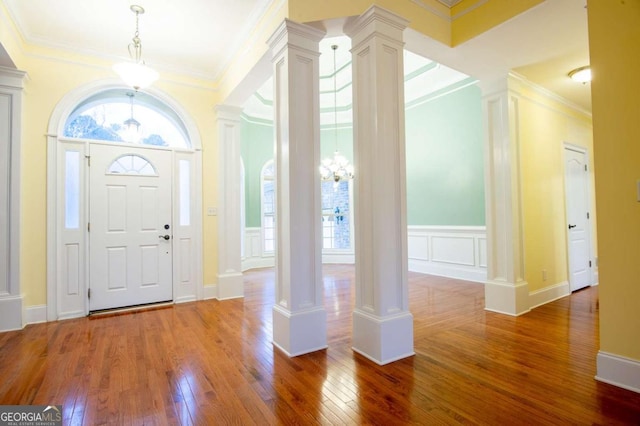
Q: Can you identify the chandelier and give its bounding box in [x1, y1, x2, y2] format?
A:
[319, 44, 354, 184]
[113, 5, 159, 91]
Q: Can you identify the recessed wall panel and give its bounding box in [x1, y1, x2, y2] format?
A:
[65, 243, 80, 295]
[140, 186, 158, 231]
[107, 185, 127, 232]
[140, 245, 159, 286]
[107, 247, 127, 290]
[431, 236, 475, 266]
[180, 238, 191, 284]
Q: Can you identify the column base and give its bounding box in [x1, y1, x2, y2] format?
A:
[272, 305, 327, 357]
[216, 272, 244, 300]
[0, 295, 24, 332]
[485, 279, 530, 316]
[352, 309, 414, 365]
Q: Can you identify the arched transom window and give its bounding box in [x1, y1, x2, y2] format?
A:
[63, 89, 190, 148]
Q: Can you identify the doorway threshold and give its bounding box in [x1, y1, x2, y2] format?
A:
[89, 301, 173, 318]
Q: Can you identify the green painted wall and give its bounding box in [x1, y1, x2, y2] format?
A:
[241, 84, 485, 228]
[240, 117, 274, 227]
[405, 84, 485, 226]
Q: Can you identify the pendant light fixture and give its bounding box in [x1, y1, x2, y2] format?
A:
[319, 44, 354, 184]
[113, 5, 159, 91]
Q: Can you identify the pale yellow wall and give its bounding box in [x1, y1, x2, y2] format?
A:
[588, 0, 640, 360]
[510, 75, 595, 293]
[0, 5, 221, 306]
[451, 0, 544, 46]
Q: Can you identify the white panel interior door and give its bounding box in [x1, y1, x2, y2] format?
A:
[89, 144, 173, 311]
[564, 147, 591, 292]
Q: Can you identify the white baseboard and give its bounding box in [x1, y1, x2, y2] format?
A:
[241, 257, 274, 272]
[529, 281, 570, 310]
[203, 284, 217, 300]
[408, 259, 486, 283]
[407, 226, 487, 283]
[0, 295, 24, 331]
[485, 280, 530, 316]
[322, 252, 355, 264]
[25, 305, 47, 324]
[174, 296, 197, 304]
[596, 351, 640, 394]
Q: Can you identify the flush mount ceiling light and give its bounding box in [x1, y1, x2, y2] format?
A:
[113, 5, 159, 91]
[319, 45, 354, 185]
[568, 66, 592, 84]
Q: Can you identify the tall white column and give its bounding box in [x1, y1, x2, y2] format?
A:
[481, 77, 529, 316]
[268, 20, 327, 356]
[216, 105, 244, 300]
[345, 6, 414, 365]
[0, 67, 25, 331]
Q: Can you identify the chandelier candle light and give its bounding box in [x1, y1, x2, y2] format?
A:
[113, 5, 159, 91]
[319, 44, 354, 184]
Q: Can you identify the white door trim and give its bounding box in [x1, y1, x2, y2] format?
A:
[563, 142, 595, 289]
[47, 80, 203, 321]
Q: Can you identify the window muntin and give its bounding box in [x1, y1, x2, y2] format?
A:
[107, 154, 157, 176]
[63, 89, 190, 148]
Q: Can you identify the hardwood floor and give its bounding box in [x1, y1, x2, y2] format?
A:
[1, 265, 640, 425]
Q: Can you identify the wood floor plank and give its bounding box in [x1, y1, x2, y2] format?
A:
[1, 265, 640, 424]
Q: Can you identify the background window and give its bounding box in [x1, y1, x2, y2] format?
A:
[63, 89, 189, 148]
[321, 180, 351, 249]
[261, 161, 275, 254]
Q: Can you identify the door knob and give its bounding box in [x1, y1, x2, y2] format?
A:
[568, 224, 577, 229]
[159, 234, 171, 240]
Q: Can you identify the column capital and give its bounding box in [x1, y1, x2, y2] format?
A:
[214, 104, 243, 123]
[344, 5, 409, 47]
[267, 19, 326, 59]
[0, 66, 26, 89]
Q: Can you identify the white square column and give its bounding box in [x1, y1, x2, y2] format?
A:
[268, 20, 328, 356]
[345, 6, 414, 365]
[216, 105, 244, 300]
[481, 78, 529, 316]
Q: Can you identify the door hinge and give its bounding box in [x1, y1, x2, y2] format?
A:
[88, 288, 91, 299]
[587, 212, 590, 219]
[85, 155, 91, 166]
[589, 260, 592, 267]
[584, 164, 587, 172]
[87, 222, 91, 232]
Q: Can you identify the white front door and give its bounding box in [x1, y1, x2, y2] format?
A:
[89, 144, 173, 311]
[564, 146, 592, 292]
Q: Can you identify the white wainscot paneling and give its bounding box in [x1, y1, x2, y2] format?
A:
[242, 228, 274, 271]
[407, 226, 487, 283]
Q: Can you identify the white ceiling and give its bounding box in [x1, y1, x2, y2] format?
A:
[2, 0, 273, 80]
[1, 0, 591, 112]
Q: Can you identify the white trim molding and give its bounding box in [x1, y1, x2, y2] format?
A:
[25, 305, 47, 325]
[528, 281, 570, 310]
[0, 66, 26, 332]
[407, 226, 486, 283]
[596, 351, 640, 394]
[242, 227, 275, 271]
